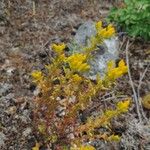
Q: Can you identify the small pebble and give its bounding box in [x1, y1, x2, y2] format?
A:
[5, 106, 17, 115]
[23, 128, 32, 137]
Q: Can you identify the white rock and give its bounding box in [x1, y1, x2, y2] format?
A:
[69, 21, 119, 80]
[33, 87, 40, 96]
[6, 67, 15, 76]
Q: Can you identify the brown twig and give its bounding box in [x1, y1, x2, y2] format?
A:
[125, 40, 142, 122]
[137, 65, 149, 122]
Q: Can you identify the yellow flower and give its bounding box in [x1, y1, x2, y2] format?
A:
[118, 59, 128, 73]
[72, 74, 82, 83]
[108, 135, 121, 142]
[84, 21, 115, 53]
[98, 28, 107, 37]
[106, 29, 115, 38]
[97, 24, 115, 39]
[107, 24, 113, 30]
[108, 68, 122, 79]
[32, 142, 40, 150]
[79, 145, 95, 150]
[31, 71, 43, 81]
[105, 110, 117, 118]
[67, 53, 90, 72]
[108, 27, 115, 35]
[51, 43, 66, 54]
[117, 100, 130, 113]
[38, 124, 46, 134]
[50, 134, 58, 143]
[107, 59, 127, 80]
[95, 21, 102, 31]
[83, 36, 98, 52]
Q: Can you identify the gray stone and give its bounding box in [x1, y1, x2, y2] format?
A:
[0, 83, 13, 96]
[0, 1, 8, 26]
[74, 21, 96, 47]
[69, 21, 119, 80]
[0, 1, 5, 16]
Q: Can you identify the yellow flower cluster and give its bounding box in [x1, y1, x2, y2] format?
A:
[84, 21, 115, 53]
[95, 21, 103, 31]
[32, 142, 40, 150]
[117, 99, 130, 113]
[108, 135, 120, 142]
[31, 70, 43, 82]
[67, 53, 90, 72]
[79, 145, 95, 150]
[105, 110, 116, 118]
[105, 100, 130, 118]
[78, 100, 130, 135]
[107, 59, 128, 80]
[95, 21, 115, 39]
[51, 43, 66, 54]
[72, 74, 82, 83]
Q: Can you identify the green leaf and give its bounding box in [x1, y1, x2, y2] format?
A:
[107, 0, 150, 40]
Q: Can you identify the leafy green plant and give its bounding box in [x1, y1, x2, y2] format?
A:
[108, 0, 150, 40]
[31, 21, 130, 149]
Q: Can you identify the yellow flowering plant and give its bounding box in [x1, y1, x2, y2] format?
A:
[51, 43, 66, 54]
[66, 53, 90, 72]
[83, 21, 115, 54]
[31, 71, 43, 82]
[106, 59, 128, 82]
[32, 21, 130, 149]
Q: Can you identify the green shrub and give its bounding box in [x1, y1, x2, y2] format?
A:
[108, 0, 150, 40]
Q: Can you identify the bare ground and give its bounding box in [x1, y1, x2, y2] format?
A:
[0, 0, 150, 149]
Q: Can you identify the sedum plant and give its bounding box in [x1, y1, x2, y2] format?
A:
[32, 21, 130, 149]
